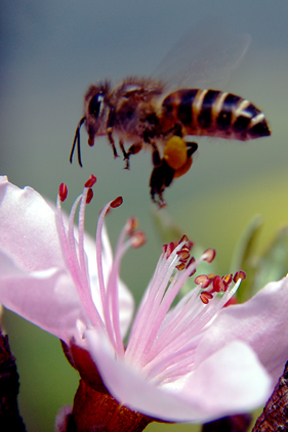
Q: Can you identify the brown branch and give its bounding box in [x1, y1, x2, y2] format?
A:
[201, 414, 252, 432]
[252, 361, 288, 432]
[0, 329, 26, 432]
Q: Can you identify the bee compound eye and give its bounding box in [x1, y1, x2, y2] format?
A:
[88, 93, 104, 117]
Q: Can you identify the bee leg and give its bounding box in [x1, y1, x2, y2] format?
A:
[149, 159, 175, 208]
[119, 140, 129, 168]
[119, 141, 143, 170]
[151, 142, 162, 167]
[107, 128, 119, 158]
[186, 141, 198, 157]
[123, 142, 143, 170]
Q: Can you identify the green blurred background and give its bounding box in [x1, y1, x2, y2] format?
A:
[1, 1, 288, 430]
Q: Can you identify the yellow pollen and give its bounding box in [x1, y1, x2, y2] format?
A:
[164, 136, 187, 170]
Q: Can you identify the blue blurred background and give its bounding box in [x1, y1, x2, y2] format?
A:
[1, 1, 288, 430]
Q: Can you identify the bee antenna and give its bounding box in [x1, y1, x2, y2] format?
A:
[70, 117, 86, 167]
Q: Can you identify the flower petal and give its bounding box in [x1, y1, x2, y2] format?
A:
[86, 331, 271, 423]
[195, 277, 288, 385]
[0, 250, 88, 344]
[0, 176, 64, 271]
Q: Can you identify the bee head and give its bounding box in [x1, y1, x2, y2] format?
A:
[84, 82, 110, 146]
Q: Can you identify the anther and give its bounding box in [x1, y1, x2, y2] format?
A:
[179, 234, 189, 245]
[86, 188, 93, 204]
[223, 273, 233, 285]
[166, 242, 175, 258]
[126, 217, 138, 235]
[187, 256, 196, 267]
[176, 249, 190, 261]
[176, 262, 186, 271]
[189, 268, 196, 277]
[59, 183, 68, 202]
[200, 291, 213, 304]
[233, 270, 246, 283]
[110, 196, 123, 208]
[202, 248, 216, 263]
[88, 138, 95, 147]
[195, 274, 210, 288]
[84, 174, 97, 188]
[131, 232, 146, 248]
[212, 275, 222, 293]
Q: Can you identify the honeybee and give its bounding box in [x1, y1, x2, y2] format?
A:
[70, 23, 271, 207]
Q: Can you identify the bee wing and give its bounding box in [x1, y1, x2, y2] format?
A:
[153, 19, 251, 91]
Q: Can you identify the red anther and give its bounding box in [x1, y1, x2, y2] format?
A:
[176, 262, 186, 271]
[189, 268, 196, 277]
[84, 174, 97, 188]
[233, 270, 246, 283]
[131, 231, 146, 248]
[200, 291, 213, 304]
[166, 242, 175, 258]
[223, 273, 233, 286]
[86, 188, 93, 204]
[88, 138, 95, 147]
[59, 183, 68, 202]
[177, 249, 190, 261]
[195, 274, 210, 288]
[110, 196, 123, 208]
[179, 234, 189, 245]
[162, 244, 168, 254]
[212, 275, 223, 292]
[203, 248, 216, 263]
[186, 240, 194, 251]
[187, 256, 196, 267]
[126, 217, 138, 235]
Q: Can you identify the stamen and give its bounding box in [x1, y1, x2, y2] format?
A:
[84, 174, 97, 188]
[176, 262, 186, 271]
[126, 217, 138, 235]
[59, 183, 68, 202]
[233, 270, 246, 283]
[56, 188, 103, 329]
[110, 196, 123, 208]
[131, 232, 146, 248]
[223, 273, 233, 285]
[212, 275, 222, 292]
[200, 291, 213, 304]
[195, 274, 210, 288]
[86, 188, 93, 203]
[176, 249, 190, 261]
[178, 234, 189, 245]
[162, 244, 168, 254]
[202, 248, 216, 263]
[166, 242, 176, 258]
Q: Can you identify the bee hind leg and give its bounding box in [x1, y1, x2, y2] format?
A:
[149, 159, 175, 208]
[186, 141, 198, 157]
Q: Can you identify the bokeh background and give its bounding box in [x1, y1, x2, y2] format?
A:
[1, 1, 288, 431]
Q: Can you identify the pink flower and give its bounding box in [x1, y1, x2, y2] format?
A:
[0, 175, 288, 425]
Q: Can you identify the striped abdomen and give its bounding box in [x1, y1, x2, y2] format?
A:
[161, 89, 271, 141]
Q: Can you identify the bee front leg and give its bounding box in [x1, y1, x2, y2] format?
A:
[107, 128, 119, 158]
